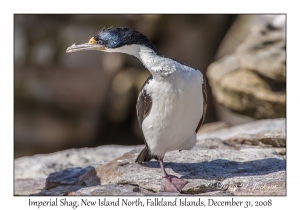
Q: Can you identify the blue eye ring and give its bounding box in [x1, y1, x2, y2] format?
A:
[97, 39, 105, 45]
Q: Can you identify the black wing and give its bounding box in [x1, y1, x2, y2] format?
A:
[136, 75, 153, 128]
[135, 75, 157, 164]
[196, 76, 207, 132]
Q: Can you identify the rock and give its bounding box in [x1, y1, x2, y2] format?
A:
[236, 29, 286, 82]
[67, 184, 155, 196]
[207, 55, 240, 84]
[214, 102, 256, 125]
[15, 119, 286, 196]
[196, 138, 236, 150]
[77, 146, 285, 195]
[15, 179, 46, 196]
[223, 171, 286, 195]
[197, 121, 230, 135]
[271, 147, 286, 156]
[35, 185, 84, 196]
[226, 134, 262, 147]
[14, 145, 136, 195]
[67, 185, 234, 196]
[216, 15, 286, 79]
[208, 15, 286, 122]
[45, 167, 92, 190]
[197, 119, 286, 157]
[256, 129, 286, 147]
[15, 145, 136, 180]
[197, 118, 286, 141]
[216, 15, 279, 60]
[207, 55, 285, 120]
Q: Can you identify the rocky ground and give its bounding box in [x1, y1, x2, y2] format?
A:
[15, 118, 286, 196]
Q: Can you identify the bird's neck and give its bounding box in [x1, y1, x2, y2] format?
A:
[137, 46, 165, 71]
[138, 49, 177, 78]
[106, 44, 173, 77]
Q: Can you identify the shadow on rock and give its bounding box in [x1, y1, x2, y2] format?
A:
[143, 158, 286, 180]
[36, 166, 100, 196]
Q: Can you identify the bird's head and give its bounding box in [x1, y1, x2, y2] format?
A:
[66, 27, 157, 57]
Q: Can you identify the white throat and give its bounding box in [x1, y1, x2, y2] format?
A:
[104, 44, 176, 78]
[104, 44, 151, 61]
[104, 44, 141, 60]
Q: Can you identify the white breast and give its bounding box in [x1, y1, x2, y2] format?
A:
[141, 66, 204, 158]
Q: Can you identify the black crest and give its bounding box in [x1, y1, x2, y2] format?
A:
[93, 27, 158, 52]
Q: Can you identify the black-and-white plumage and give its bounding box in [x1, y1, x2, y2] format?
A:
[66, 27, 207, 193]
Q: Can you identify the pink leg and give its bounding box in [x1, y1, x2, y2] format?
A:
[159, 158, 188, 193]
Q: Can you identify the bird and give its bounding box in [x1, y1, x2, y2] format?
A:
[66, 27, 207, 193]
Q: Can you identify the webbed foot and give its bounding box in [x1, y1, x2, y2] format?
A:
[161, 175, 188, 192]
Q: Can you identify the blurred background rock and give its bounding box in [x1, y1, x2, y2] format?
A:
[14, 14, 285, 158]
[207, 15, 286, 125]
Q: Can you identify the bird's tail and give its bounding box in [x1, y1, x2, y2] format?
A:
[135, 146, 153, 164]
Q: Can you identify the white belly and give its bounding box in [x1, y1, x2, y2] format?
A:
[142, 70, 203, 158]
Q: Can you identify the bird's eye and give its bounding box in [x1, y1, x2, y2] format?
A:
[97, 39, 105, 45]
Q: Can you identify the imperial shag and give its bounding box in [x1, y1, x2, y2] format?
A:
[66, 27, 207, 193]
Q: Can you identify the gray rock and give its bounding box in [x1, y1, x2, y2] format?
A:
[214, 102, 256, 125]
[45, 167, 92, 190]
[15, 178, 45, 196]
[36, 185, 84, 196]
[223, 171, 286, 195]
[68, 185, 214, 196]
[14, 145, 136, 195]
[256, 129, 286, 147]
[197, 118, 286, 140]
[236, 28, 286, 82]
[225, 134, 262, 146]
[207, 55, 285, 119]
[67, 184, 155, 196]
[15, 120, 286, 196]
[216, 14, 286, 82]
[271, 147, 286, 156]
[216, 15, 279, 60]
[207, 16, 286, 122]
[196, 138, 237, 150]
[198, 119, 286, 154]
[77, 146, 285, 195]
[197, 121, 230, 135]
